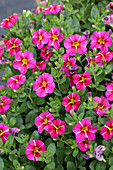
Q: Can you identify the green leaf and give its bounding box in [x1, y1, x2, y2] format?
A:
[46, 162, 55, 170]
[34, 97, 45, 105]
[78, 112, 84, 120]
[91, 6, 100, 19]
[109, 157, 113, 166]
[20, 102, 27, 113]
[53, 88, 62, 96]
[9, 117, 16, 126]
[109, 165, 113, 170]
[76, 105, 85, 115]
[5, 134, 13, 149]
[96, 85, 106, 91]
[0, 158, 4, 170]
[27, 101, 34, 109]
[20, 143, 27, 155]
[89, 160, 98, 170]
[105, 64, 113, 74]
[47, 143, 56, 156]
[95, 70, 105, 83]
[64, 147, 72, 155]
[67, 161, 76, 170]
[5, 66, 12, 77]
[30, 130, 40, 140]
[73, 149, 78, 157]
[96, 162, 106, 170]
[0, 138, 3, 145]
[100, 118, 108, 124]
[15, 136, 23, 143]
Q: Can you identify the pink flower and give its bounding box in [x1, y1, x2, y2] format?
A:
[32, 29, 49, 49]
[7, 74, 26, 89]
[64, 34, 87, 56]
[0, 46, 4, 60]
[4, 38, 21, 56]
[62, 54, 78, 72]
[48, 119, 67, 138]
[106, 2, 113, 11]
[78, 138, 90, 152]
[94, 50, 113, 62]
[62, 92, 81, 113]
[73, 119, 97, 143]
[66, 70, 76, 87]
[103, 14, 113, 27]
[93, 96, 111, 116]
[13, 51, 36, 74]
[36, 1, 46, 14]
[9, 128, 20, 138]
[35, 111, 54, 133]
[100, 119, 113, 139]
[0, 123, 10, 143]
[33, 73, 55, 97]
[86, 57, 103, 68]
[90, 31, 112, 51]
[0, 14, 18, 29]
[25, 140, 46, 161]
[36, 61, 47, 70]
[0, 85, 6, 92]
[40, 46, 52, 60]
[48, 27, 63, 49]
[105, 83, 113, 101]
[73, 71, 91, 91]
[0, 96, 11, 114]
[44, 4, 63, 14]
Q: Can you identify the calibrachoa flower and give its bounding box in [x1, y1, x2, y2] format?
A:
[0, 96, 11, 114]
[25, 140, 46, 161]
[94, 145, 106, 162]
[78, 138, 90, 152]
[48, 27, 63, 49]
[90, 31, 112, 51]
[7, 74, 26, 89]
[86, 57, 103, 68]
[13, 51, 36, 74]
[62, 92, 81, 113]
[73, 71, 91, 91]
[66, 70, 76, 87]
[36, 1, 46, 14]
[32, 29, 49, 49]
[92, 96, 111, 116]
[100, 119, 113, 139]
[0, 46, 4, 60]
[106, 2, 113, 11]
[36, 61, 47, 70]
[35, 111, 54, 133]
[105, 83, 113, 101]
[62, 54, 78, 72]
[40, 46, 52, 60]
[0, 85, 6, 92]
[4, 38, 21, 56]
[0, 123, 10, 143]
[48, 119, 67, 138]
[33, 73, 55, 97]
[103, 14, 113, 28]
[94, 50, 113, 62]
[0, 14, 18, 29]
[73, 119, 97, 143]
[44, 4, 63, 14]
[64, 34, 87, 56]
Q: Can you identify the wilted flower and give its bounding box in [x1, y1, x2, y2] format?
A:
[103, 14, 113, 27]
[9, 128, 20, 138]
[83, 30, 90, 39]
[94, 145, 106, 162]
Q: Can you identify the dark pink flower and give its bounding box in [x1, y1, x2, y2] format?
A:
[105, 83, 113, 101]
[93, 96, 111, 116]
[33, 73, 55, 97]
[62, 92, 81, 113]
[106, 2, 113, 11]
[90, 31, 112, 51]
[35, 111, 54, 133]
[9, 128, 20, 138]
[40, 46, 52, 60]
[64, 34, 87, 56]
[48, 27, 63, 49]
[48, 119, 67, 138]
[78, 138, 90, 152]
[36, 1, 46, 14]
[66, 70, 76, 87]
[44, 4, 63, 14]
[0, 14, 18, 29]
[4, 38, 21, 56]
[32, 29, 49, 49]
[7, 74, 26, 89]
[36, 61, 47, 70]
[0, 46, 4, 60]
[100, 119, 113, 139]
[13, 51, 36, 74]
[0, 123, 10, 143]
[94, 50, 113, 62]
[86, 57, 103, 68]
[25, 140, 46, 161]
[62, 54, 78, 72]
[73, 119, 97, 143]
[0, 96, 11, 114]
[73, 71, 91, 91]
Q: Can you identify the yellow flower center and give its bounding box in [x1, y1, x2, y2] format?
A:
[46, 51, 49, 55]
[33, 147, 39, 154]
[42, 81, 47, 88]
[22, 58, 28, 65]
[90, 60, 97, 66]
[98, 105, 104, 110]
[66, 61, 71, 67]
[42, 118, 48, 125]
[70, 98, 75, 104]
[107, 127, 113, 132]
[1, 102, 4, 106]
[52, 34, 58, 41]
[82, 126, 88, 133]
[72, 41, 80, 48]
[80, 76, 85, 83]
[110, 3, 113, 8]
[98, 38, 105, 45]
[0, 130, 4, 136]
[54, 125, 60, 130]
[39, 35, 43, 41]
[11, 43, 16, 49]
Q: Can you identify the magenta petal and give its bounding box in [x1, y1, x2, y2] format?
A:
[76, 132, 86, 143]
[36, 88, 47, 97]
[20, 65, 27, 74]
